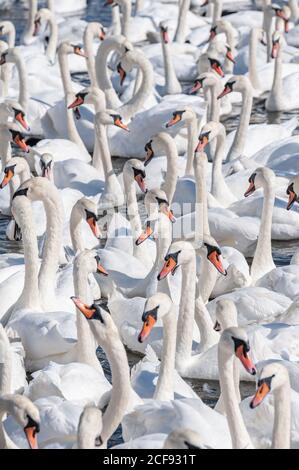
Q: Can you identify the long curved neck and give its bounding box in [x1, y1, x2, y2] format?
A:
[211, 128, 235, 203]
[289, 0, 299, 22]
[58, 48, 87, 150]
[198, 254, 218, 303]
[194, 152, 210, 237]
[70, 212, 85, 254]
[263, 8, 274, 62]
[270, 45, 283, 109]
[185, 117, 197, 176]
[23, 0, 38, 44]
[250, 180, 275, 284]
[175, 256, 196, 370]
[248, 29, 262, 90]
[134, 0, 144, 15]
[162, 38, 181, 95]
[38, 188, 63, 309]
[45, 14, 58, 64]
[160, 135, 178, 204]
[10, 52, 29, 111]
[84, 24, 99, 88]
[218, 346, 254, 449]
[95, 37, 124, 109]
[100, 335, 131, 445]
[120, 53, 154, 121]
[14, 198, 41, 312]
[0, 127, 12, 167]
[272, 382, 291, 449]
[111, 5, 122, 35]
[174, 0, 191, 44]
[154, 308, 177, 401]
[194, 296, 218, 350]
[208, 83, 221, 122]
[119, 0, 131, 38]
[227, 85, 253, 161]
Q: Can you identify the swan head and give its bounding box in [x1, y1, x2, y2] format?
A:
[0, 21, 15, 37]
[97, 110, 130, 132]
[244, 167, 275, 198]
[196, 121, 225, 152]
[123, 159, 147, 193]
[220, 327, 256, 375]
[33, 8, 54, 36]
[68, 87, 106, 111]
[159, 22, 170, 44]
[158, 241, 194, 280]
[71, 298, 119, 342]
[165, 107, 196, 129]
[0, 101, 29, 131]
[138, 293, 172, 343]
[0, 157, 30, 189]
[271, 31, 285, 59]
[202, 234, 227, 276]
[286, 174, 299, 210]
[209, 19, 236, 42]
[273, 5, 290, 33]
[144, 132, 176, 166]
[86, 22, 106, 41]
[217, 75, 252, 99]
[116, 47, 141, 86]
[190, 72, 221, 94]
[1, 394, 40, 449]
[39, 153, 53, 180]
[8, 124, 29, 153]
[78, 405, 103, 450]
[214, 299, 238, 332]
[136, 189, 175, 245]
[164, 429, 207, 449]
[250, 362, 290, 409]
[73, 197, 101, 239]
[74, 250, 108, 277]
[59, 42, 87, 58]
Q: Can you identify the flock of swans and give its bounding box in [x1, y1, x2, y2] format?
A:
[0, 0, 299, 450]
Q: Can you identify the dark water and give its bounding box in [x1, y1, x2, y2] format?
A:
[1, 0, 298, 448]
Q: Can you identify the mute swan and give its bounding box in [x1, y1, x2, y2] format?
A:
[0, 394, 40, 449]
[159, 23, 182, 96]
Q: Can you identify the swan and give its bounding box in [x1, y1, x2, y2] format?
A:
[209, 20, 237, 75]
[0, 394, 40, 449]
[159, 23, 182, 96]
[0, 324, 26, 395]
[266, 31, 299, 112]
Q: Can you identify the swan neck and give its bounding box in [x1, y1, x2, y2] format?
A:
[162, 39, 181, 95]
[272, 382, 291, 449]
[161, 137, 178, 204]
[174, 0, 191, 44]
[185, 118, 197, 176]
[227, 86, 253, 161]
[248, 29, 261, 90]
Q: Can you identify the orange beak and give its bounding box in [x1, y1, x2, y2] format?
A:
[250, 382, 270, 409]
[14, 134, 29, 153]
[196, 135, 209, 153]
[207, 250, 227, 276]
[33, 19, 41, 36]
[226, 50, 236, 64]
[166, 114, 181, 128]
[244, 180, 256, 198]
[138, 314, 157, 343]
[211, 61, 224, 77]
[74, 46, 88, 58]
[71, 297, 96, 319]
[118, 65, 127, 86]
[97, 263, 108, 276]
[87, 217, 101, 239]
[68, 96, 84, 109]
[24, 426, 38, 450]
[190, 81, 202, 94]
[271, 42, 279, 59]
[217, 85, 232, 99]
[287, 190, 297, 210]
[162, 30, 170, 44]
[235, 345, 256, 375]
[136, 224, 153, 246]
[15, 112, 30, 131]
[160, 205, 176, 223]
[134, 174, 146, 193]
[0, 169, 14, 189]
[114, 117, 130, 132]
[158, 257, 177, 280]
[144, 148, 154, 166]
[99, 29, 106, 40]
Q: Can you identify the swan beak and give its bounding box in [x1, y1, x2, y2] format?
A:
[207, 250, 227, 276]
[158, 257, 177, 280]
[161, 205, 176, 223]
[284, 20, 289, 33]
[33, 19, 41, 36]
[15, 112, 30, 132]
[24, 422, 39, 450]
[138, 314, 157, 343]
[166, 113, 181, 128]
[14, 134, 29, 153]
[217, 85, 231, 100]
[144, 148, 154, 166]
[209, 29, 217, 41]
[134, 174, 147, 193]
[196, 135, 209, 153]
[250, 382, 270, 409]
[74, 46, 87, 58]
[97, 263, 109, 276]
[99, 28, 106, 40]
[68, 96, 84, 109]
[287, 189, 297, 211]
[211, 61, 224, 78]
[87, 216, 101, 239]
[271, 42, 279, 59]
[244, 181, 256, 198]
[0, 54, 6, 65]
[117, 64, 127, 86]
[214, 320, 221, 332]
[235, 344, 256, 375]
[190, 80, 202, 94]
[136, 224, 153, 246]
[71, 297, 96, 319]
[162, 30, 170, 44]
[114, 117, 130, 132]
[226, 49, 236, 64]
[0, 169, 14, 189]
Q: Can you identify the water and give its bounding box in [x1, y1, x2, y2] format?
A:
[1, 0, 298, 447]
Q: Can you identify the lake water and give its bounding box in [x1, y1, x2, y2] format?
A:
[1, 0, 299, 448]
